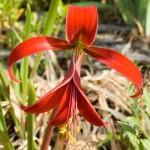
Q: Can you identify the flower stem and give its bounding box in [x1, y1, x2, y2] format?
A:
[41, 109, 56, 150]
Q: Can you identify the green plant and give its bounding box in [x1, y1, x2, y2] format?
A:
[117, 0, 150, 37]
[98, 87, 150, 150]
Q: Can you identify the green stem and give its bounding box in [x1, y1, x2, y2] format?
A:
[20, 57, 29, 105]
[27, 82, 36, 150]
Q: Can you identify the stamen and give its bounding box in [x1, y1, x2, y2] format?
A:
[68, 131, 76, 144]
[59, 118, 78, 144]
[76, 126, 80, 133]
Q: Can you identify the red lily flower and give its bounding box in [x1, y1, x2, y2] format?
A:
[9, 5, 142, 129]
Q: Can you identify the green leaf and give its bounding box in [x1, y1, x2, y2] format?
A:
[0, 99, 8, 136]
[125, 131, 142, 150]
[0, 64, 22, 136]
[141, 139, 150, 150]
[97, 133, 120, 147]
[9, 107, 22, 136]
[25, 3, 31, 39]
[20, 3, 31, 105]
[118, 0, 135, 26]
[12, 68, 21, 101]
[119, 122, 142, 150]
[0, 63, 9, 99]
[0, 63, 9, 87]
[29, 0, 59, 80]
[0, 130, 15, 150]
[119, 121, 136, 134]
[123, 117, 141, 127]
[43, 0, 59, 36]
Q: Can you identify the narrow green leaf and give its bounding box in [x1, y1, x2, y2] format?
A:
[12, 27, 22, 43]
[0, 130, 15, 150]
[43, 0, 59, 36]
[118, 0, 135, 26]
[12, 68, 21, 101]
[29, 53, 43, 80]
[0, 63, 22, 138]
[141, 139, 150, 150]
[0, 63, 9, 87]
[0, 99, 8, 136]
[29, 0, 59, 80]
[20, 3, 31, 105]
[25, 3, 31, 39]
[119, 122, 136, 134]
[9, 106, 22, 136]
[27, 82, 36, 150]
[0, 63, 9, 99]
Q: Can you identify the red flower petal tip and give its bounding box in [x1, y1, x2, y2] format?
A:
[104, 122, 108, 128]
[84, 46, 142, 98]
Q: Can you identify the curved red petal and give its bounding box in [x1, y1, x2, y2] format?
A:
[73, 72, 108, 127]
[9, 36, 75, 82]
[21, 53, 77, 114]
[49, 82, 73, 126]
[66, 5, 98, 46]
[84, 46, 142, 98]
[21, 82, 68, 114]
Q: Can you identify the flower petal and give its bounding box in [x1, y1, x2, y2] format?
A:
[9, 36, 74, 82]
[84, 46, 142, 98]
[21, 54, 77, 114]
[21, 83, 68, 114]
[66, 5, 98, 46]
[73, 71, 108, 127]
[49, 55, 80, 126]
[49, 82, 73, 126]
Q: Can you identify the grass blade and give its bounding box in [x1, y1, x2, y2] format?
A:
[0, 63, 9, 87]
[0, 63, 9, 99]
[0, 99, 8, 136]
[20, 3, 31, 105]
[43, 0, 59, 36]
[29, 0, 59, 80]
[0, 130, 15, 150]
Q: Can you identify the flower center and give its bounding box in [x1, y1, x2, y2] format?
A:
[74, 43, 84, 56]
